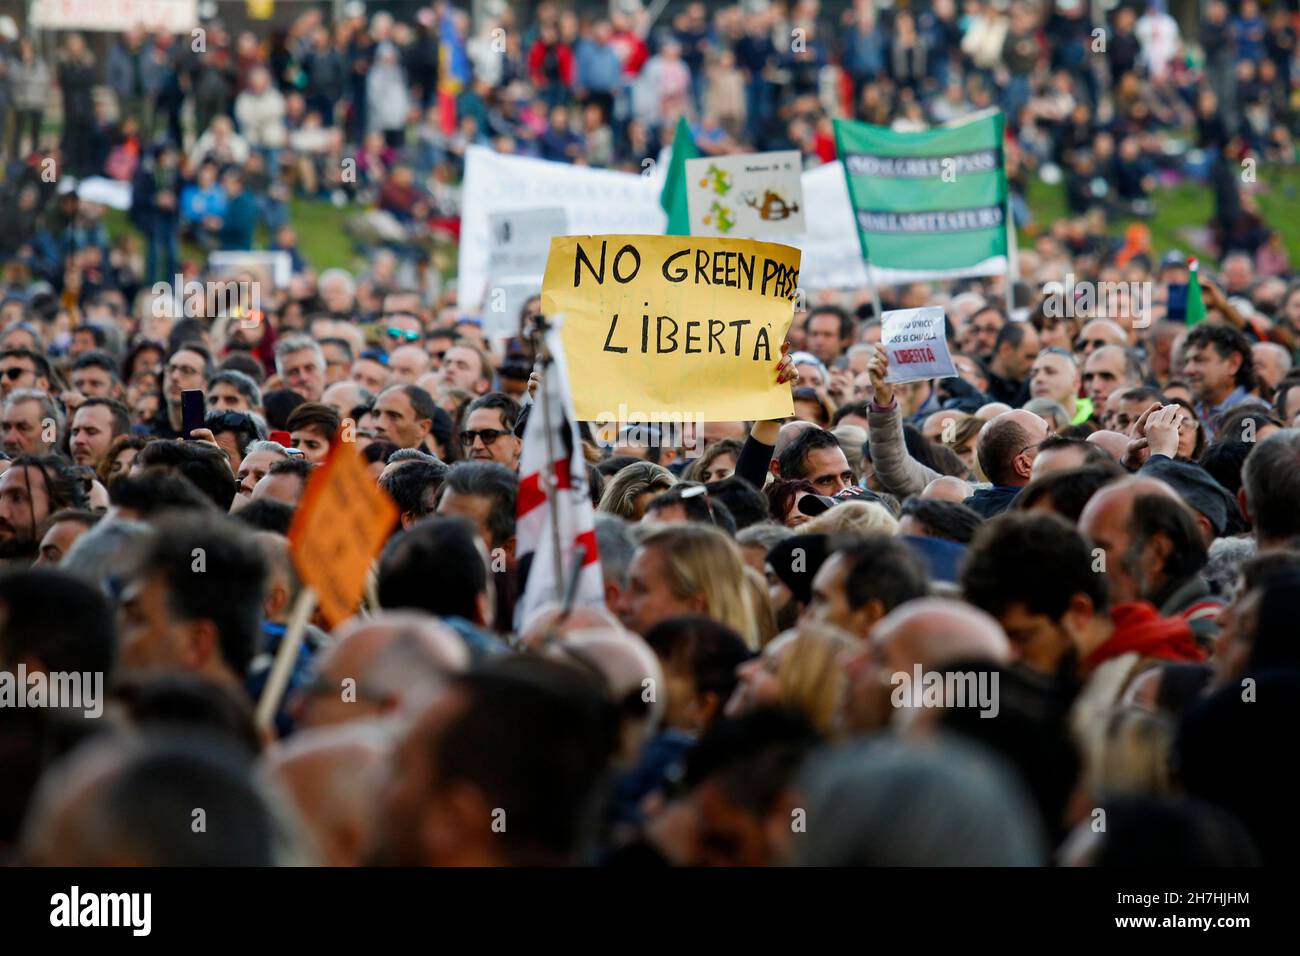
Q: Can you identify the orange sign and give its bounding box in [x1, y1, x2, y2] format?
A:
[288, 439, 398, 626]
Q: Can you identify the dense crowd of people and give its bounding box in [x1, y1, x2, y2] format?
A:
[0, 3, 1297, 870]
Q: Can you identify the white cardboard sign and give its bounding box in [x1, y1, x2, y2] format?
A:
[882, 306, 957, 384]
[485, 207, 569, 339]
[686, 151, 805, 238]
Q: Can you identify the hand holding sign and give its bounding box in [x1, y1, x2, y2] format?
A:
[881, 306, 957, 385]
[865, 345, 893, 407]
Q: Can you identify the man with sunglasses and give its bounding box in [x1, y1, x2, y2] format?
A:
[1073, 318, 1127, 359]
[461, 392, 521, 470]
[381, 314, 424, 353]
[0, 347, 52, 398]
[424, 328, 459, 371]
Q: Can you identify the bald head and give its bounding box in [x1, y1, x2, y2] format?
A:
[976, 410, 1049, 487]
[388, 345, 432, 384]
[922, 475, 976, 502]
[873, 597, 1012, 674]
[542, 629, 664, 762]
[262, 724, 391, 866]
[1078, 318, 1127, 351]
[1079, 477, 1184, 604]
[974, 402, 1012, 421]
[297, 612, 470, 729]
[1084, 429, 1128, 462]
[519, 602, 625, 649]
[1253, 342, 1292, 394]
[321, 380, 369, 417]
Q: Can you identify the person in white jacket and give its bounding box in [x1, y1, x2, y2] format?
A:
[234, 67, 288, 151]
[366, 43, 412, 146]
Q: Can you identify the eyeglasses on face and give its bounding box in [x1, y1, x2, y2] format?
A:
[1074, 338, 1110, 352]
[461, 428, 506, 447]
[167, 363, 202, 377]
[387, 327, 421, 342]
[1, 366, 31, 381]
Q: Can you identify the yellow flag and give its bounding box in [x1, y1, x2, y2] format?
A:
[541, 235, 799, 422]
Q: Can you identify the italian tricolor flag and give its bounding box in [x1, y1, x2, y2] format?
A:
[1186, 257, 1207, 326]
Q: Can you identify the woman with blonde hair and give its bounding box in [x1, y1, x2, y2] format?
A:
[726, 624, 857, 734]
[802, 500, 899, 538]
[743, 566, 779, 648]
[626, 523, 756, 646]
[597, 460, 677, 520]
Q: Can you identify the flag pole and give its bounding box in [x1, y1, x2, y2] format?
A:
[1004, 186, 1019, 317]
[255, 587, 319, 731]
[531, 313, 567, 604]
[865, 261, 884, 322]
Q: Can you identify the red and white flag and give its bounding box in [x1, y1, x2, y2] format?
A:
[514, 320, 603, 628]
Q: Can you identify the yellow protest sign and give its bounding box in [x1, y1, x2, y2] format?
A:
[541, 235, 800, 422]
[288, 438, 398, 627]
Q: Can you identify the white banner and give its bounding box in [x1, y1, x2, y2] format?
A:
[484, 206, 569, 339]
[459, 149, 880, 313]
[459, 147, 665, 312]
[31, 0, 199, 33]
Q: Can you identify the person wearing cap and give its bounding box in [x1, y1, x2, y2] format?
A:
[764, 534, 831, 630]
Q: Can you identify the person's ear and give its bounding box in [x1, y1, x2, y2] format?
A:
[264, 579, 292, 620]
[603, 579, 621, 614]
[695, 690, 722, 729]
[850, 597, 885, 640]
[1146, 532, 1173, 576]
[1013, 448, 1033, 481]
[182, 619, 221, 670]
[475, 589, 493, 629]
[1061, 592, 1096, 648]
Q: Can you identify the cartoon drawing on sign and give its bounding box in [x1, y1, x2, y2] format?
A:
[744, 190, 801, 222]
[700, 164, 733, 196]
[703, 201, 737, 234]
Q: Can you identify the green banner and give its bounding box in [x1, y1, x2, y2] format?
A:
[834, 112, 1009, 280]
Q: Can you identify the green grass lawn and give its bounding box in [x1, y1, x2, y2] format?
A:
[104, 166, 1300, 281]
[1020, 166, 1300, 265]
